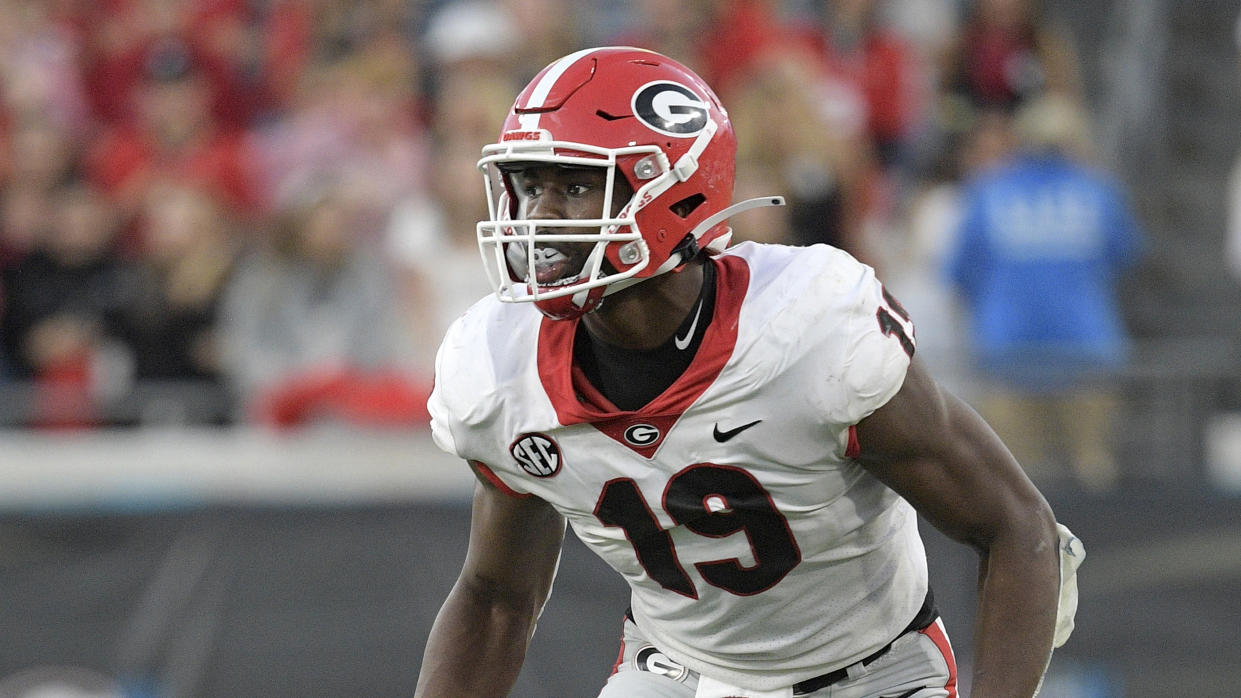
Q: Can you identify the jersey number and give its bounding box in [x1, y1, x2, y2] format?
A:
[876, 287, 915, 358]
[594, 464, 801, 598]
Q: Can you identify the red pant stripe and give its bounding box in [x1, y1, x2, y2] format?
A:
[608, 616, 628, 677]
[919, 618, 958, 697]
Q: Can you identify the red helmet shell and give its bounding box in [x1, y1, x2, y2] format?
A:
[478, 47, 737, 319]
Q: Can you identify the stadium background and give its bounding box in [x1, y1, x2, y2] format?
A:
[2, 1, 1240, 696]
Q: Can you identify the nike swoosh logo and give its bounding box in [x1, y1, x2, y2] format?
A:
[673, 299, 704, 350]
[712, 419, 762, 442]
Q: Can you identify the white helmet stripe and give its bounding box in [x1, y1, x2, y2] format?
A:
[517, 47, 600, 131]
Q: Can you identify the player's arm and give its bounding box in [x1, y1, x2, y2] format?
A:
[415, 462, 566, 697]
[854, 357, 1060, 698]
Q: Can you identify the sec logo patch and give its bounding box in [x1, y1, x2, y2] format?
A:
[509, 432, 562, 477]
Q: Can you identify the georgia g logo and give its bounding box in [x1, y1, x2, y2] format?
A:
[510, 432, 562, 478]
[622, 423, 661, 447]
[633, 645, 689, 682]
[632, 81, 709, 138]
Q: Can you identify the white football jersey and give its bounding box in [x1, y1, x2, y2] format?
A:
[428, 242, 926, 690]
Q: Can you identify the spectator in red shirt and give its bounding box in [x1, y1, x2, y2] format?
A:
[803, 0, 925, 172]
[86, 38, 262, 252]
[607, 0, 787, 100]
[940, 0, 1082, 113]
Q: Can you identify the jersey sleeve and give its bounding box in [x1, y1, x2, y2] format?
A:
[840, 272, 916, 423]
[426, 314, 469, 459]
[425, 299, 537, 498]
[797, 247, 916, 428]
[426, 302, 504, 462]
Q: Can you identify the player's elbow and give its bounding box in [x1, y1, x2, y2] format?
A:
[1023, 497, 1059, 557]
[988, 491, 1058, 564]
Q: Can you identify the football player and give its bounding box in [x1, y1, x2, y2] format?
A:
[416, 47, 1081, 698]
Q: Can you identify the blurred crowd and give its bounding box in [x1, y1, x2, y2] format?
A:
[0, 0, 1144, 487]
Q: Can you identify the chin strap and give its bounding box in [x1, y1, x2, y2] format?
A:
[601, 195, 785, 298]
[685, 196, 785, 251]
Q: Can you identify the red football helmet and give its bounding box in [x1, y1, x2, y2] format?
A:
[476, 46, 781, 320]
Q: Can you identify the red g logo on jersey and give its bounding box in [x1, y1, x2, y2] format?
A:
[623, 423, 661, 447]
[510, 432, 562, 478]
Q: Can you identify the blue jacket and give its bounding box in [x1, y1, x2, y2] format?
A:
[946, 154, 1143, 388]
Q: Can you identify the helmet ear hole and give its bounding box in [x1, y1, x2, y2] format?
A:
[671, 193, 706, 219]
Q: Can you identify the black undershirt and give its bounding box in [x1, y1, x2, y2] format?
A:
[574, 260, 716, 411]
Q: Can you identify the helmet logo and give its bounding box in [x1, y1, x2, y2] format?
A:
[632, 81, 709, 138]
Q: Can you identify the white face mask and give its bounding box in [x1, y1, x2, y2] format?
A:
[476, 144, 653, 307]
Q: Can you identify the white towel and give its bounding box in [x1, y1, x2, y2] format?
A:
[1054, 522, 1085, 648]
